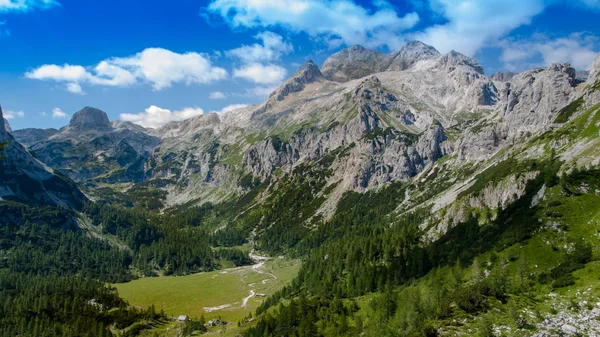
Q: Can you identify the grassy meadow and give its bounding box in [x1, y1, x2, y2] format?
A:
[114, 258, 300, 327]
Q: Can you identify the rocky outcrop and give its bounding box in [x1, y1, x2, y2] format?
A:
[499, 63, 577, 137]
[270, 60, 325, 102]
[0, 106, 86, 209]
[437, 50, 485, 75]
[68, 106, 112, 131]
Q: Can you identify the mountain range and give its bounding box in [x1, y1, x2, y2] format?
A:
[3, 40, 600, 336]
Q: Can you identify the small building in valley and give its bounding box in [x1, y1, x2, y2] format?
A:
[177, 315, 189, 323]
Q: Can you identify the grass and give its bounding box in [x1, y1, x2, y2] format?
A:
[114, 259, 300, 325]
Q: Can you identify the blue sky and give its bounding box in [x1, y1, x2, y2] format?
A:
[1, 0, 599, 130]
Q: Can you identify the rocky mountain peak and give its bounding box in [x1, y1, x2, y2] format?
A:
[321, 45, 388, 82]
[387, 41, 440, 71]
[69, 106, 112, 131]
[547, 63, 576, 86]
[270, 60, 325, 101]
[438, 50, 485, 74]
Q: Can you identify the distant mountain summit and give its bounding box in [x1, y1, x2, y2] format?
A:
[68, 106, 112, 131]
[321, 41, 442, 82]
[270, 60, 325, 101]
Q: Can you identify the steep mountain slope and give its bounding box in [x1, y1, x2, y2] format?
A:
[0, 106, 85, 209]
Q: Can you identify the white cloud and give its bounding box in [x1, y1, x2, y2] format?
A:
[500, 33, 599, 71]
[52, 107, 67, 119]
[120, 105, 205, 128]
[66, 82, 85, 95]
[4, 110, 24, 119]
[26, 48, 228, 93]
[226, 31, 293, 64]
[410, 0, 546, 56]
[210, 103, 249, 114]
[209, 91, 227, 99]
[0, 0, 59, 13]
[206, 0, 419, 50]
[233, 63, 287, 84]
[40, 111, 47, 116]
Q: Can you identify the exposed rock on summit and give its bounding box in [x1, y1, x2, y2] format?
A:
[68, 106, 112, 131]
[270, 60, 325, 102]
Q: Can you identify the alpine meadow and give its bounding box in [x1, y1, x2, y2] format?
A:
[2, 1, 600, 336]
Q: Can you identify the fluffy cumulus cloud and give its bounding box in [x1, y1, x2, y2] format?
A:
[210, 103, 249, 114]
[226, 31, 290, 87]
[209, 91, 226, 99]
[3, 109, 24, 119]
[0, 0, 59, 13]
[52, 107, 67, 119]
[120, 105, 205, 128]
[207, 0, 418, 50]
[25, 48, 228, 93]
[500, 33, 599, 71]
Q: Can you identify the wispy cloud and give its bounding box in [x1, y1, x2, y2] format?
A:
[4, 109, 25, 119]
[499, 32, 599, 71]
[209, 91, 226, 99]
[26, 48, 228, 93]
[0, 0, 59, 13]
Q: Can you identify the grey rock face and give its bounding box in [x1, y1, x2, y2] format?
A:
[270, 60, 324, 101]
[491, 71, 515, 82]
[500, 63, 576, 135]
[68, 106, 112, 131]
[387, 41, 440, 71]
[437, 50, 485, 75]
[321, 45, 389, 82]
[3, 118, 10, 133]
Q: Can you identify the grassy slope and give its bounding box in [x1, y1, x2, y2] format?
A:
[114, 259, 300, 329]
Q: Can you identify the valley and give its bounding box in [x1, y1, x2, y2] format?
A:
[2, 35, 600, 337]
